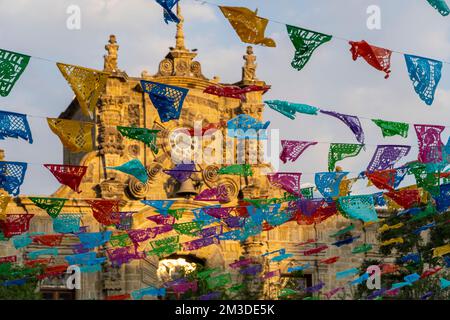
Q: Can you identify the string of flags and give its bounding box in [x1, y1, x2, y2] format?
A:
[0, 1, 449, 108]
[184, 1, 448, 106]
[1, 190, 449, 299]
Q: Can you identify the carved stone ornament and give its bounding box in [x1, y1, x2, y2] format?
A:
[159, 59, 174, 76]
[128, 177, 150, 199]
[99, 127, 125, 156]
[99, 179, 125, 199]
[147, 162, 163, 180]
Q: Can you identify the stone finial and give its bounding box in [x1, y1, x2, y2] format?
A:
[104, 35, 119, 72]
[242, 46, 257, 82]
[175, 3, 186, 50]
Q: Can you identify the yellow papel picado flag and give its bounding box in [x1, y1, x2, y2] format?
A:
[47, 118, 94, 153]
[219, 6, 276, 47]
[56, 63, 109, 117]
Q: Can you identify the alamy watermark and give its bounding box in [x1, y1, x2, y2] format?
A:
[367, 5, 381, 30]
[66, 5, 81, 30]
[66, 265, 81, 290]
[366, 265, 381, 290]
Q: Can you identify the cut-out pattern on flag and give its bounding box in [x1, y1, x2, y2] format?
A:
[28, 248, 58, 260]
[372, 119, 409, 138]
[265, 209, 293, 227]
[65, 252, 103, 266]
[78, 231, 112, 249]
[156, 0, 180, 24]
[366, 145, 411, 172]
[197, 225, 223, 238]
[349, 40, 392, 78]
[434, 183, 450, 212]
[218, 164, 253, 176]
[141, 80, 188, 123]
[32, 234, 64, 247]
[227, 114, 270, 139]
[265, 100, 319, 120]
[107, 159, 148, 184]
[112, 212, 135, 231]
[366, 168, 408, 191]
[0, 111, 33, 143]
[296, 199, 325, 217]
[426, 0, 450, 16]
[405, 54, 442, 105]
[338, 195, 378, 222]
[195, 185, 229, 202]
[107, 245, 143, 266]
[286, 25, 332, 71]
[315, 172, 349, 198]
[147, 214, 175, 225]
[0, 49, 30, 97]
[173, 222, 202, 236]
[163, 163, 196, 183]
[44, 164, 87, 193]
[204, 85, 269, 102]
[29, 197, 66, 219]
[150, 236, 179, 251]
[127, 228, 156, 244]
[109, 233, 133, 248]
[301, 187, 314, 199]
[147, 242, 181, 258]
[0, 214, 34, 238]
[47, 118, 93, 153]
[320, 110, 364, 144]
[328, 143, 364, 172]
[267, 172, 302, 196]
[183, 236, 220, 251]
[408, 162, 441, 196]
[118, 126, 159, 154]
[52, 214, 81, 234]
[86, 200, 121, 226]
[193, 207, 220, 226]
[280, 140, 317, 164]
[56, 63, 109, 117]
[141, 200, 175, 213]
[0, 161, 27, 196]
[186, 121, 226, 137]
[414, 124, 445, 163]
[202, 206, 234, 219]
[385, 189, 421, 209]
[219, 6, 276, 47]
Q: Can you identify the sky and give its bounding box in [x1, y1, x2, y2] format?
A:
[0, 0, 449, 196]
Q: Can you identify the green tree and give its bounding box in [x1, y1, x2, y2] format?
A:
[354, 205, 450, 300]
[0, 263, 42, 300]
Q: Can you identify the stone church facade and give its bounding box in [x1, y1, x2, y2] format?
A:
[0, 6, 385, 300]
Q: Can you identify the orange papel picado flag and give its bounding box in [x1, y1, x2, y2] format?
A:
[219, 6, 276, 47]
[47, 118, 93, 153]
[56, 63, 109, 117]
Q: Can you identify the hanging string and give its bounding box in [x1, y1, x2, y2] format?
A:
[1, 107, 448, 148]
[191, 0, 450, 65]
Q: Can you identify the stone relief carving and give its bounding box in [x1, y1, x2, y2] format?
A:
[98, 127, 125, 156]
[128, 104, 140, 127]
